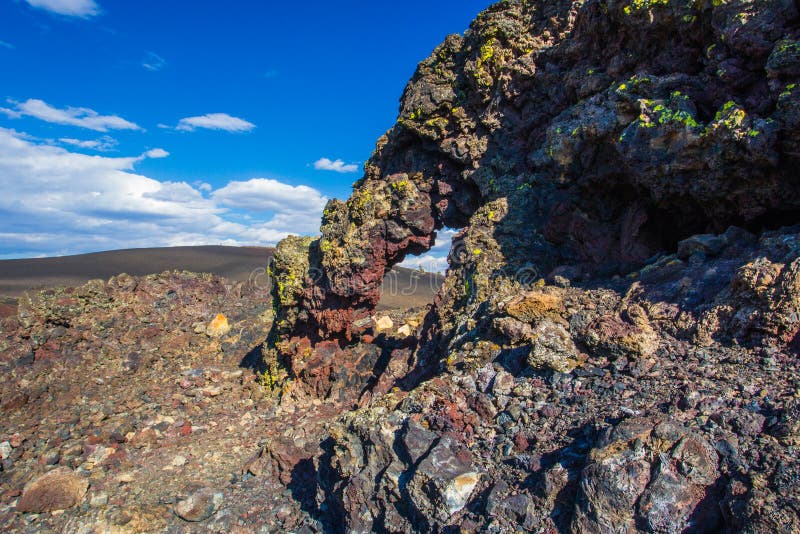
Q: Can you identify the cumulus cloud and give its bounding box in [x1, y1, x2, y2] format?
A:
[142, 52, 166, 72]
[313, 157, 359, 173]
[398, 254, 449, 274]
[25, 0, 99, 18]
[213, 178, 327, 214]
[141, 181, 202, 203]
[2, 99, 141, 132]
[59, 135, 118, 151]
[398, 228, 457, 274]
[176, 113, 255, 133]
[0, 127, 325, 257]
[143, 148, 169, 159]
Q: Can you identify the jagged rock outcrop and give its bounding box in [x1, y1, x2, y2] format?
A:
[271, 0, 800, 353]
[263, 0, 800, 532]
[307, 226, 800, 532]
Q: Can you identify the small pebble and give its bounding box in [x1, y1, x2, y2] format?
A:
[90, 492, 109, 507]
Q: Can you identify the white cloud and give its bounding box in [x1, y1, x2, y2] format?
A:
[141, 181, 202, 203]
[3, 99, 141, 132]
[144, 148, 169, 159]
[0, 107, 22, 119]
[176, 113, 255, 133]
[399, 254, 449, 273]
[0, 127, 326, 257]
[142, 52, 166, 72]
[59, 135, 118, 151]
[25, 0, 99, 18]
[213, 178, 327, 214]
[398, 228, 457, 274]
[313, 157, 359, 173]
[0, 41, 14, 50]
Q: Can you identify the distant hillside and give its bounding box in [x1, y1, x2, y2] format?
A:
[0, 246, 441, 309]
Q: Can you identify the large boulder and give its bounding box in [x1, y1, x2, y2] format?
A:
[571, 417, 721, 533]
[16, 467, 88, 513]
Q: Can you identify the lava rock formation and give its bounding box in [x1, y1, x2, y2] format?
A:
[265, 0, 800, 531]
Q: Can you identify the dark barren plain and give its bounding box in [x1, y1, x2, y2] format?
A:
[0, 247, 274, 297]
[0, 246, 441, 310]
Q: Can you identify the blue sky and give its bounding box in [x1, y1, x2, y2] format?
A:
[0, 0, 492, 264]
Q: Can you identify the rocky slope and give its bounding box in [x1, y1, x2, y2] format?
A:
[311, 226, 800, 532]
[1, 0, 799, 532]
[0, 272, 306, 532]
[0, 269, 434, 532]
[264, 0, 800, 532]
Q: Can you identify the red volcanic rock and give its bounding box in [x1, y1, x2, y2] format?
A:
[4, 1, 799, 532]
[16, 467, 88, 513]
[269, 0, 800, 382]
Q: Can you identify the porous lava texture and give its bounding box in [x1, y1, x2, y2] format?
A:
[310, 227, 800, 532]
[263, 0, 800, 532]
[3, 1, 799, 532]
[271, 0, 800, 353]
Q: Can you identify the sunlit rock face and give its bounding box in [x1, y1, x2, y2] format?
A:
[262, 1, 800, 532]
[271, 0, 800, 356]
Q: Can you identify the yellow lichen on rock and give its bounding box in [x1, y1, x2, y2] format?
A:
[206, 313, 231, 337]
[504, 289, 565, 324]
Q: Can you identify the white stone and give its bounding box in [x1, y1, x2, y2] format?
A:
[90, 491, 109, 507]
[374, 316, 394, 332]
[85, 445, 113, 466]
[397, 324, 414, 337]
[443, 472, 481, 515]
[0, 441, 12, 460]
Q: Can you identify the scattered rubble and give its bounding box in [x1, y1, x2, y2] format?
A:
[2, 0, 800, 532]
[263, 0, 800, 531]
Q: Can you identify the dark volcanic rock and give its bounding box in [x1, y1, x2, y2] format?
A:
[571, 417, 721, 533]
[2, 1, 800, 532]
[319, 410, 481, 532]
[271, 0, 800, 351]
[264, 1, 800, 533]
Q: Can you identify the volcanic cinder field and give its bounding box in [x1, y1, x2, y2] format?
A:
[0, 246, 442, 310]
